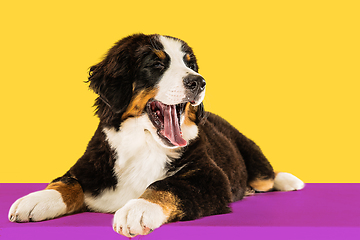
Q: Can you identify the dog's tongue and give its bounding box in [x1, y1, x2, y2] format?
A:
[160, 104, 187, 147]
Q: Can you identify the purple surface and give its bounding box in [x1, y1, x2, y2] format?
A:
[1, 183, 360, 239]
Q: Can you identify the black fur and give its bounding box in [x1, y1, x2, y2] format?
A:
[66, 127, 117, 196]
[52, 33, 274, 219]
[88, 34, 172, 128]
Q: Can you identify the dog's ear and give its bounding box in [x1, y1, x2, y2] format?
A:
[87, 40, 134, 115]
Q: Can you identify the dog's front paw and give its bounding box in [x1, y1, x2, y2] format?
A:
[113, 199, 167, 237]
[274, 172, 305, 191]
[8, 189, 66, 222]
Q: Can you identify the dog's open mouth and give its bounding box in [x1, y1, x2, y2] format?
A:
[146, 100, 187, 147]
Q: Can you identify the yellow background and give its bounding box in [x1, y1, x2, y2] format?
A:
[0, 1, 359, 183]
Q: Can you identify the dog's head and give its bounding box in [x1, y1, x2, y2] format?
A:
[88, 34, 205, 148]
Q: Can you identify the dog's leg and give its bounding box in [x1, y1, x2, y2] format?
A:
[235, 134, 276, 192]
[234, 134, 304, 192]
[113, 162, 232, 237]
[8, 177, 84, 222]
[248, 171, 304, 192]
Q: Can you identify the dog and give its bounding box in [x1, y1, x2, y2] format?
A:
[8, 33, 304, 237]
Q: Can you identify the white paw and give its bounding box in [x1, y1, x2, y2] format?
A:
[113, 199, 167, 237]
[8, 189, 67, 222]
[273, 172, 305, 191]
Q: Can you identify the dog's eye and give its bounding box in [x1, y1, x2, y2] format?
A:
[152, 62, 165, 70]
[188, 63, 197, 71]
[183, 55, 197, 72]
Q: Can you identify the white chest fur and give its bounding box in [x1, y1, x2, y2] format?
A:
[84, 115, 181, 213]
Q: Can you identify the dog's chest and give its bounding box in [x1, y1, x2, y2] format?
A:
[84, 117, 180, 213]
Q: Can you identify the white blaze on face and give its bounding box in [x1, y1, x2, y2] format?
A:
[155, 36, 204, 105]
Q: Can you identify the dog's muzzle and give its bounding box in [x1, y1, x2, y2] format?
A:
[183, 74, 206, 104]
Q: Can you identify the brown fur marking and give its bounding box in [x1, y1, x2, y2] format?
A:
[46, 182, 85, 213]
[121, 88, 158, 120]
[154, 50, 166, 60]
[248, 178, 274, 192]
[140, 189, 183, 222]
[183, 103, 197, 126]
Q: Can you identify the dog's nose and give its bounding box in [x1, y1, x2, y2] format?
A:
[183, 75, 206, 93]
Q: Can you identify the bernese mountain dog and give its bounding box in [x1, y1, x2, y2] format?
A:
[8, 33, 304, 237]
